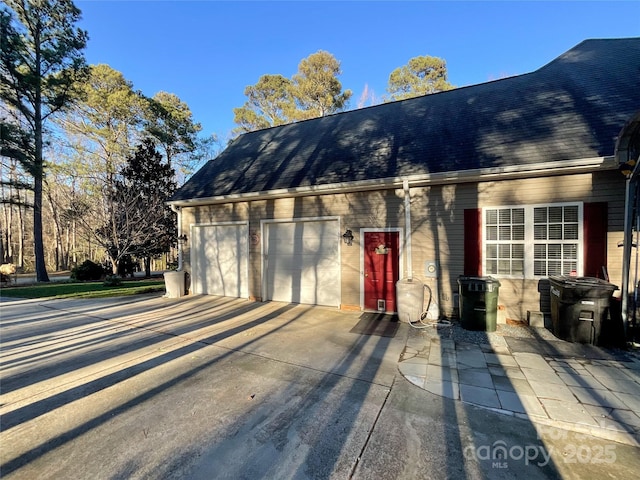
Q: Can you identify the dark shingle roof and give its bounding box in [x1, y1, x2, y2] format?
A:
[172, 38, 640, 202]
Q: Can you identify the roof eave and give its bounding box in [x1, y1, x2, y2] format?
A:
[167, 156, 618, 208]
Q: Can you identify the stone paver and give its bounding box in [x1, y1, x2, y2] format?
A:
[595, 375, 640, 395]
[610, 409, 640, 429]
[428, 349, 456, 367]
[460, 384, 500, 408]
[455, 349, 486, 368]
[492, 375, 535, 395]
[488, 365, 527, 379]
[458, 368, 493, 388]
[513, 352, 555, 371]
[540, 398, 601, 426]
[426, 364, 458, 383]
[556, 371, 605, 389]
[484, 352, 518, 367]
[614, 391, 640, 411]
[496, 390, 527, 413]
[569, 386, 630, 410]
[424, 378, 459, 399]
[520, 366, 564, 385]
[399, 361, 427, 377]
[585, 364, 632, 380]
[528, 380, 577, 402]
[398, 328, 640, 446]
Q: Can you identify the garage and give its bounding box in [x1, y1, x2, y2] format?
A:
[191, 223, 248, 297]
[264, 219, 340, 306]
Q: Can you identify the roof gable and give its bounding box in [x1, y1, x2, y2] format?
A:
[172, 38, 640, 203]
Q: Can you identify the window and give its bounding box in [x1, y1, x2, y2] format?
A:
[533, 205, 579, 276]
[483, 203, 582, 278]
[485, 208, 525, 276]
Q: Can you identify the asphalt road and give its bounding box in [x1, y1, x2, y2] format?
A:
[1, 294, 639, 479]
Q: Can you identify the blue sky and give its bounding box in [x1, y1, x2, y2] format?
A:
[75, 1, 639, 142]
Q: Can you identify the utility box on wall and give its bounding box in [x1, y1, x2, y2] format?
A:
[425, 261, 438, 278]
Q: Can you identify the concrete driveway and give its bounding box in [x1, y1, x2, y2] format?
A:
[2, 294, 640, 479]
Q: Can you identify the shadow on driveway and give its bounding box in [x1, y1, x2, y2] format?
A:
[0, 295, 399, 478]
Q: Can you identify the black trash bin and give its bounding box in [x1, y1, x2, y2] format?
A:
[458, 276, 501, 332]
[549, 276, 618, 345]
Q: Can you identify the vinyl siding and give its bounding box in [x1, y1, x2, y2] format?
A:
[180, 169, 625, 321]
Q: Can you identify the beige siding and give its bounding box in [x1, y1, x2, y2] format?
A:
[412, 170, 625, 320]
[180, 169, 625, 321]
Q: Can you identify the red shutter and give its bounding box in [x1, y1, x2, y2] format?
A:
[583, 202, 607, 278]
[464, 208, 482, 276]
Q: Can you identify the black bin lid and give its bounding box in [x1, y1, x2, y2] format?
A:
[549, 276, 618, 298]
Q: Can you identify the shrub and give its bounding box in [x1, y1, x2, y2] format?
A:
[103, 275, 123, 287]
[166, 260, 178, 271]
[71, 260, 107, 281]
[117, 255, 138, 277]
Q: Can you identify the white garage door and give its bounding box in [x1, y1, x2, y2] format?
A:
[264, 220, 340, 306]
[192, 224, 248, 298]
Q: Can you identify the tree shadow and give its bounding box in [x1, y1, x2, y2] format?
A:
[0, 298, 292, 433]
[0, 297, 400, 479]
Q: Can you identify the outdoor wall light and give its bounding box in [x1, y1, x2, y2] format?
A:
[178, 234, 188, 245]
[619, 158, 636, 177]
[342, 229, 354, 246]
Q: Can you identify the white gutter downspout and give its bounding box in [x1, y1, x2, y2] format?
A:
[403, 179, 412, 279]
[621, 179, 632, 339]
[170, 205, 184, 271]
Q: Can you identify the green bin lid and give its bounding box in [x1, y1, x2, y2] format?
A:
[458, 276, 501, 285]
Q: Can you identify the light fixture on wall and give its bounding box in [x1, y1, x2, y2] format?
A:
[178, 234, 188, 245]
[619, 158, 636, 176]
[342, 229, 354, 246]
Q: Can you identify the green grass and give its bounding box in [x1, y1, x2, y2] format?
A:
[0, 280, 166, 299]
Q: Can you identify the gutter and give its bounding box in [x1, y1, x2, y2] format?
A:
[167, 156, 616, 208]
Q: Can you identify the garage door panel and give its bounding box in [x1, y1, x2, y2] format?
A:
[270, 280, 333, 305]
[193, 224, 248, 298]
[265, 220, 339, 307]
[269, 236, 336, 251]
[273, 253, 338, 267]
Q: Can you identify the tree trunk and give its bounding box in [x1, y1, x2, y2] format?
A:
[48, 193, 61, 271]
[109, 253, 118, 275]
[1, 204, 10, 263]
[33, 173, 49, 281]
[17, 195, 24, 269]
[63, 224, 70, 270]
[0, 224, 4, 265]
[144, 256, 151, 278]
[72, 219, 77, 266]
[48, 189, 65, 271]
[33, 32, 49, 283]
[3, 179, 13, 263]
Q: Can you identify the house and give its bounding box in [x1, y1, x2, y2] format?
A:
[168, 38, 640, 326]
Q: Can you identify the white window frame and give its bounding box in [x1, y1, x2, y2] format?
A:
[482, 202, 584, 279]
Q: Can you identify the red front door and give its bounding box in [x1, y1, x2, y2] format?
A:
[363, 231, 400, 312]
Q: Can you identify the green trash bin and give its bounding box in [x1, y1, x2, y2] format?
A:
[458, 276, 501, 332]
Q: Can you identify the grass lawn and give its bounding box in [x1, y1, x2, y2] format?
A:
[0, 279, 166, 300]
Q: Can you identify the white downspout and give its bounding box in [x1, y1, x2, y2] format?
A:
[403, 179, 412, 279]
[170, 205, 184, 271]
[621, 179, 633, 338]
